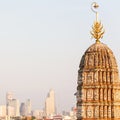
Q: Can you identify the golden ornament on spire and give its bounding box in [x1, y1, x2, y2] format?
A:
[91, 21, 104, 43]
[90, 2, 105, 43]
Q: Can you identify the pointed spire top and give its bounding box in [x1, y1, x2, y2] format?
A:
[91, 2, 105, 43]
[91, 2, 99, 22]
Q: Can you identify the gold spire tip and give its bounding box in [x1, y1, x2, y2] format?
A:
[91, 2, 105, 43]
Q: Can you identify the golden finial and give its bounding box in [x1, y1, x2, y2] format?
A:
[91, 2, 105, 43]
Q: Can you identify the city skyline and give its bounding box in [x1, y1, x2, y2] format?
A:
[0, 92, 77, 119]
[0, 0, 120, 113]
[0, 90, 72, 116]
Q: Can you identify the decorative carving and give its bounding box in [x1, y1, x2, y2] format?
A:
[85, 55, 88, 66]
[100, 106, 103, 118]
[104, 89, 107, 101]
[88, 55, 94, 66]
[100, 89, 103, 101]
[77, 3, 120, 119]
[83, 89, 86, 101]
[114, 106, 120, 118]
[111, 89, 114, 100]
[81, 106, 85, 117]
[87, 89, 93, 100]
[107, 72, 110, 83]
[108, 106, 111, 118]
[104, 106, 107, 118]
[114, 90, 120, 100]
[108, 89, 111, 101]
[91, 21, 105, 43]
[94, 71, 98, 83]
[86, 72, 93, 84]
[111, 72, 114, 83]
[87, 106, 93, 118]
[94, 89, 99, 100]
[103, 71, 106, 83]
[94, 53, 98, 66]
[94, 106, 99, 118]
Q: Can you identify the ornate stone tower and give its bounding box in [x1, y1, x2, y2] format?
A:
[76, 2, 120, 120]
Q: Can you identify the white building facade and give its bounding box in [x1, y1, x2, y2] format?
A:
[45, 89, 55, 116]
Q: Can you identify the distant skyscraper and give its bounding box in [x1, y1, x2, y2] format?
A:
[6, 92, 13, 107]
[6, 92, 13, 116]
[45, 89, 55, 116]
[11, 99, 20, 116]
[26, 99, 31, 115]
[20, 102, 26, 116]
[6, 92, 20, 117]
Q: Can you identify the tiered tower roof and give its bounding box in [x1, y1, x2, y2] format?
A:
[76, 2, 120, 119]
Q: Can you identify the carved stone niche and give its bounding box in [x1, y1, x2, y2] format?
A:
[87, 89, 93, 100]
[88, 54, 94, 66]
[104, 106, 107, 118]
[107, 71, 110, 83]
[98, 52, 102, 66]
[114, 89, 120, 101]
[94, 106, 99, 118]
[108, 106, 111, 118]
[104, 89, 107, 101]
[100, 106, 103, 118]
[94, 71, 98, 83]
[86, 72, 93, 84]
[94, 53, 98, 66]
[114, 106, 120, 118]
[108, 89, 111, 101]
[84, 55, 88, 67]
[103, 71, 106, 83]
[94, 89, 99, 100]
[81, 106, 86, 117]
[99, 71, 102, 83]
[78, 72, 86, 84]
[100, 89, 103, 101]
[110, 71, 114, 83]
[87, 106, 93, 118]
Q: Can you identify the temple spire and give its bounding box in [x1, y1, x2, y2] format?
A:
[90, 2, 105, 43]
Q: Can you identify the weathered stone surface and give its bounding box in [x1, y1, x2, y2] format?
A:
[77, 42, 120, 119]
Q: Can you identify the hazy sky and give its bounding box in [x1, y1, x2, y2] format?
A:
[0, 0, 120, 113]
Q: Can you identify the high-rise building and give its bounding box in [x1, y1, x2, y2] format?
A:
[11, 99, 20, 116]
[76, 3, 120, 119]
[6, 92, 13, 116]
[6, 92, 13, 106]
[26, 99, 31, 115]
[6, 92, 20, 117]
[20, 102, 26, 116]
[45, 89, 55, 116]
